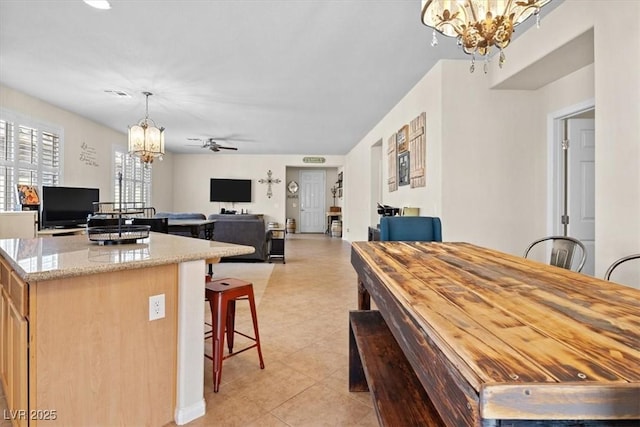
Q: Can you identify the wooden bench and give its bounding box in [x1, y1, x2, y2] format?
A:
[349, 310, 445, 426]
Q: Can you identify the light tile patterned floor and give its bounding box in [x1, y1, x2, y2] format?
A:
[185, 233, 378, 426]
[0, 234, 377, 426]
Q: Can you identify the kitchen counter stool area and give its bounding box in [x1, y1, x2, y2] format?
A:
[0, 233, 254, 426]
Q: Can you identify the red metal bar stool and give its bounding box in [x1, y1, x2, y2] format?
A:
[204, 277, 265, 392]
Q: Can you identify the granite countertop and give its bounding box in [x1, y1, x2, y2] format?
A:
[0, 233, 254, 282]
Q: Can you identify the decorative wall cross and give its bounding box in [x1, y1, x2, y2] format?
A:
[258, 170, 281, 198]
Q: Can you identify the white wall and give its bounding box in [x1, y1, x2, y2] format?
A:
[440, 61, 539, 255]
[490, 0, 640, 275]
[0, 84, 344, 224]
[171, 154, 344, 225]
[0, 84, 120, 197]
[344, 62, 444, 242]
[0, 84, 174, 211]
[343, 0, 639, 278]
[592, 1, 640, 278]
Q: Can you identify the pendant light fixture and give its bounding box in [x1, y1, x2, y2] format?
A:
[128, 91, 165, 166]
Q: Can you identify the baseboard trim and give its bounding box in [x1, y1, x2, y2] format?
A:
[174, 398, 206, 425]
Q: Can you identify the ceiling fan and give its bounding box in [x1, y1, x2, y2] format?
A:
[187, 138, 238, 152]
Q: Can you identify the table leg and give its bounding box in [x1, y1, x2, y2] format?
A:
[349, 314, 368, 392]
[358, 279, 370, 310]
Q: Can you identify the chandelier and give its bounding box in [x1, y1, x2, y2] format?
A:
[421, 0, 551, 73]
[128, 91, 165, 165]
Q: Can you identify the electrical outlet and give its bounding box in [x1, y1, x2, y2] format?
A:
[149, 294, 165, 321]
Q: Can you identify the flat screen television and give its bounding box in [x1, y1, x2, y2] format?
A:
[41, 186, 100, 229]
[210, 178, 252, 203]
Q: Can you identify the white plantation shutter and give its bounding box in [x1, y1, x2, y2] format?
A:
[41, 131, 60, 187]
[114, 150, 151, 206]
[0, 111, 62, 211]
[0, 120, 15, 211]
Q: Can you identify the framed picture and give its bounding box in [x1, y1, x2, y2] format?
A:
[16, 184, 40, 206]
[398, 152, 410, 186]
[396, 124, 409, 153]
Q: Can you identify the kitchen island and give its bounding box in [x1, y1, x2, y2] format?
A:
[0, 232, 254, 426]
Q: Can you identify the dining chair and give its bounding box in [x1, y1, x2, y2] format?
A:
[402, 207, 420, 216]
[379, 216, 442, 242]
[523, 236, 586, 272]
[604, 254, 640, 281]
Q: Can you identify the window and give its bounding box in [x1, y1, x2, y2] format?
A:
[0, 110, 62, 211]
[114, 150, 151, 206]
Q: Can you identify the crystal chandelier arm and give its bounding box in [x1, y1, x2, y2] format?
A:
[466, 1, 478, 23]
[510, 1, 546, 27]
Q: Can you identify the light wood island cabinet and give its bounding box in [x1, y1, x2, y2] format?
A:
[0, 233, 254, 426]
[1, 259, 28, 427]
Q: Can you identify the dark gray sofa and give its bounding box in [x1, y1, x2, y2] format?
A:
[155, 212, 208, 238]
[208, 214, 268, 261]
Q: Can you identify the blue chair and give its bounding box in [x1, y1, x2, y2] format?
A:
[379, 216, 442, 242]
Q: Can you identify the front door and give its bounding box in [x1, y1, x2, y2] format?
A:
[299, 170, 325, 233]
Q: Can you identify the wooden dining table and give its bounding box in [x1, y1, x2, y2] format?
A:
[350, 241, 640, 427]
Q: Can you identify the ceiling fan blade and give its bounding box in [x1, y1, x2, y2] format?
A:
[217, 146, 238, 150]
[203, 134, 254, 142]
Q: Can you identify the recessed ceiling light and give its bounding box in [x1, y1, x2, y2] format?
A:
[83, 0, 111, 10]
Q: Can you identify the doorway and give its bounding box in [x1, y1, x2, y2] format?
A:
[299, 170, 326, 233]
[371, 139, 383, 227]
[550, 103, 595, 275]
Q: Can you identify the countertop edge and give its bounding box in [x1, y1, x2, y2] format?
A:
[20, 248, 253, 282]
[0, 235, 255, 282]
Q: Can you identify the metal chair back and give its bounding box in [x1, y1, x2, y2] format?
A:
[524, 236, 587, 272]
[604, 254, 640, 281]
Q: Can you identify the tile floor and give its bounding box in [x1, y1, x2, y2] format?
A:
[180, 233, 378, 426]
[0, 233, 377, 426]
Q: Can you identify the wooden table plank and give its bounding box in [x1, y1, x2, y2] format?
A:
[481, 383, 640, 420]
[421, 244, 640, 381]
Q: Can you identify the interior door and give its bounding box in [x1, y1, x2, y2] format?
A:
[568, 118, 595, 275]
[299, 170, 326, 233]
